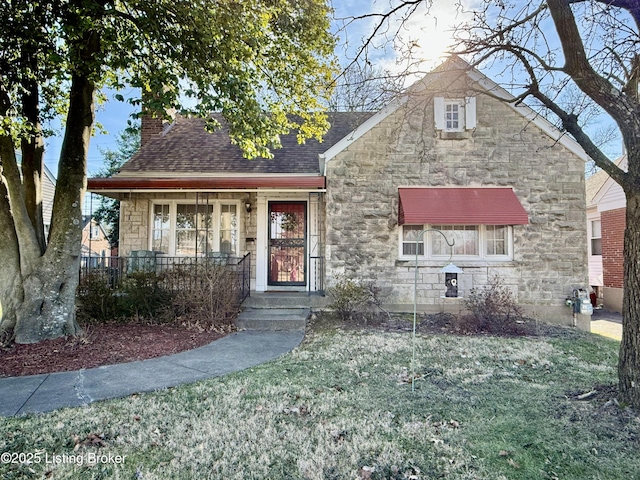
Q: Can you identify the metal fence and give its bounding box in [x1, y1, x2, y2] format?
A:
[80, 252, 251, 303]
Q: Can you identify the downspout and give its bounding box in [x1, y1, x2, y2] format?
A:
[319, 153, 326, 176]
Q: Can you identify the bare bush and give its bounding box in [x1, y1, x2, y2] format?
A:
[77, 271, 173, 324]
[327, 274, 389, 322]
[462, 275, 525, 335]
[77, 262, 240, 331]
[164, 263, 240, 331]
[76, 271, 121, 323]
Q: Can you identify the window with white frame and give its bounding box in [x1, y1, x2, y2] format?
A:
[402, 225, 425, 255]
[590, 219, 602, 255]
[433, 225, 478, 256]
[445, 101, 463, 131]
[434, 96, 477, 132]
[151, 201, 239, 256]
[485, 225, 509, 256]
[400, 224, 512, 260]
[152, 204, 170, 253]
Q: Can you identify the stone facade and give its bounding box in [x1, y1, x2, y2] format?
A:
[98, 60, 592, 327]
[325, 71, 590, 327]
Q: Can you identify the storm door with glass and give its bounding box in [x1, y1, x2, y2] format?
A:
[268, 202, 306, 286]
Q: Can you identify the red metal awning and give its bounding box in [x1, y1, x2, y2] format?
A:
[87, 176, 326, 191]
[398, 187, 529, 225]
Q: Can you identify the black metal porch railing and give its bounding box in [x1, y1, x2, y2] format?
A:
[79, 252, 251, 303]
[235, 252, 251, 303]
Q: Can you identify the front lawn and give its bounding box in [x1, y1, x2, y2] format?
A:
[1, 323, 637, 479]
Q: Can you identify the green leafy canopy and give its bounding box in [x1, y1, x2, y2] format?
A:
[1, 0, 338, 158]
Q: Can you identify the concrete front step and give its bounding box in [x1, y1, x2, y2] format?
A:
[243, 293, 322, 309]
[235, 307, 310, 331]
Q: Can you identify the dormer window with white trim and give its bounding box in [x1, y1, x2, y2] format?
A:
[445, 101, 463, 131]
[434, 96, 476, 133]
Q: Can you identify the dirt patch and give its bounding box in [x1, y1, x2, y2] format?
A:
[308, 311, 586, 339]
[561, 384, 640, 444]
[0, 323, 226, 378]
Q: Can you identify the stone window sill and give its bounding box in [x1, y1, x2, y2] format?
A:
[438, 131, 470, 140]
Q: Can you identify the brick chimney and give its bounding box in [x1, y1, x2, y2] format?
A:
[140, 113, 164, 147]
[140, 87, 171, 147]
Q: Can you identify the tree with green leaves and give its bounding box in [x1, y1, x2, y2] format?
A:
[0, 0, 336, 343]
[352, 0, 640, 407]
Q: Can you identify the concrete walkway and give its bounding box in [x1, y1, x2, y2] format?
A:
[0, 330, 304, 417]
[591, 309, 623, 341]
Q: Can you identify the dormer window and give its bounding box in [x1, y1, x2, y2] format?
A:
[445, 101, 463, 131]
[434, 97, 476, 133]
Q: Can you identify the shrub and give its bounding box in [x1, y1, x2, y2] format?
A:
[76, 270, 122, 323]
[77, 261, 241, 330]
[118, 272, 174, 321]
[327, 274, 388, 322]
[163, 262, 240, 331]
[462, 275, 525, 335]
[77, 271, 174, 324]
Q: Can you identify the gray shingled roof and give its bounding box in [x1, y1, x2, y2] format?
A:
[117, 112, 373, 176]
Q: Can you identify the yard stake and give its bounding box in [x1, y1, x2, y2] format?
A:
[412, 229, 454, 393]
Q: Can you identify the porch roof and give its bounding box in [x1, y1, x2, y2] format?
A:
[88, 175, 326, 192]
[398, 187, 529, 225]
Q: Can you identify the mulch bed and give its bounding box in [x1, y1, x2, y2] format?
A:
[0, 323, 225, 378]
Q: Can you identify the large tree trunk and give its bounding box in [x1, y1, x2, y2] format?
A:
[10, 62, 97, 342]
[0, 118, 86, 344]
[0, 89, 84, 344]
[12, 259, 83, 343]
[0, 5, 101, 343]
[20, 46, 47, 252]
[619, 190, 640, 406]
[0, 180, 23, 341]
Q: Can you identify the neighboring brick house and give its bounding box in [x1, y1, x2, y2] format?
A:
[585, 169, 607, 303]
[88, 56, 592, 329]
[81, 215, 111, 266]
[587, 156, 627, 313]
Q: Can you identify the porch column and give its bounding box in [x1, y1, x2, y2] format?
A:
[309, 193, 320, 292]
[255, 194, 268, 292]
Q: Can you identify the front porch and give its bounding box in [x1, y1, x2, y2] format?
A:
[92, 190, 327, 296]
[80, 253, 252, 303]
[79, 256, 328, 332]
[79, 254, 327, 306]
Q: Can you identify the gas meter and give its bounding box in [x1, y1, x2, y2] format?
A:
[571, 289, 593, 316]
